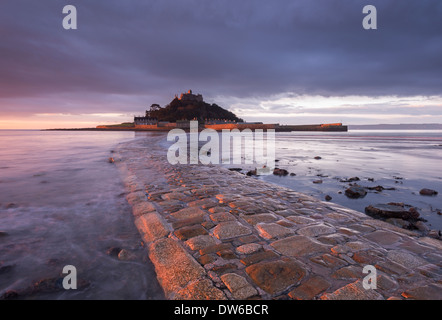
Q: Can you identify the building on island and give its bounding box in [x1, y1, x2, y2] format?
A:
[178, 89, 203, 103]
[133, 116, 157, 126]
[98, 90, 347, 132]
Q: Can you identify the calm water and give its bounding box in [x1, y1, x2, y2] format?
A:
[0, 130, 164, 299]
[1, 129, 441, 300]
[256, 130, 442, 231]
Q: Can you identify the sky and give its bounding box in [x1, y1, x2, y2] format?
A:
[1, 0, 442, 129]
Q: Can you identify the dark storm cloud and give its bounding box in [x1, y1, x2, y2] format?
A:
[1, 0, 442, 115]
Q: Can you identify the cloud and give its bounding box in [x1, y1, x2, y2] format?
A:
[0, 0, 441, 126]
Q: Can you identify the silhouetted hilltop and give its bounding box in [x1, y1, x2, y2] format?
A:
[148, 91, 243, 122]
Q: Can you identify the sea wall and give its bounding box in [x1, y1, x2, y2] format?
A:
[113, 135, 442, 300]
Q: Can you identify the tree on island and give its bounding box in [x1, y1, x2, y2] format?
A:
[148, 97, 243, 123]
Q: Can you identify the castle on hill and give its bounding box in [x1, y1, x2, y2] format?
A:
[177, 89, 203, 103]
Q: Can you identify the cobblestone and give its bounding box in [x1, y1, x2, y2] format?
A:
[115, 136, 442, 300]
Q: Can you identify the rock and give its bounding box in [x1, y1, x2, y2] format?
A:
[321, 280, 384, 300]
[174, 225, 208, 241]
[220, 273, 258, 299]
[402, 284, 442, 300]
[256, 223, 294, 240]
[419, 188, 438, 196]
[271, 235, 330, 257]
[288, 276, 330, 300]
[175, 279, 227, 300]
[242, 213, 277, 225]
[386, 250, 427, 269]
[170, 207, 207, 221]
[213, 221, 252, 240]
[148, 238, 206, 297]
[365, 204, 420, 220]
[345, 185, 367, 198]
[106, 247, 122, 257]
[185, 235, 217, 251]
[363, 230, 402, 246]
[6, 203, 17, 209]
[365, 185, 396, 192]
[246, 259, 306, 295]
[428, 230, 442, 240]
[135, 212, 170, 243]
[246, 169, 257, 176]
[314, 156, 322, 160]
[273, 168, 289, 176]
[414, 221, 429, 233]
[312, 180, 323, 184]
[236, 243, 262, 255]
[325, 195, 332, 201]
[240, 250, 279, 266]
[340, 177, 360, 183]
[0, 231, 8, 237]
[386, 218, 412, 229]
[297, 224, 336, 237]
[117, 249, 138, 261]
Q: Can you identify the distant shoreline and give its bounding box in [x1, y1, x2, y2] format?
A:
[42, 123, 442, 132]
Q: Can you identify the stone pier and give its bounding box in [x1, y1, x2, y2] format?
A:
[114, 136, 442, 300]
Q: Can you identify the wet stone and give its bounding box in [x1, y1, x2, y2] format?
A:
[352, 250, 386, 265]
[364, 230, 402, 246]
[288, 276, 331, 300]
[321, 280, 384, 300]
[285, 216, 316, 225]
[171, 207, 207, 221]
[198, 254, 216, 265]
[185, 235, 217, 251]
[135, 212, 169, 243]
[213, 221, 252, 240]
[211, 263, 238, 275]
[236, 243, 263, 255]
[386, 250, 428, 269]
[148, 238, 206, 297]
[240, 250, 279, 266]
[246, 259, 306, 295]
[174, 225, 208, 241]
[210, 212, 236, 223]
[238, 234, 260, 244]
[402, 284, 442, 300]
[216, 249, 237, 260]
[331, 241, 373, 254]
[331, 265, 363, 280]
[241, 213, 277, 226]
[174, 279, 227, 300]
[310, 254, 348, 269]
[316, 234, 348, 245]
[256, 223, 294, 240]
[220, 273, 258, 300]
[271, 235, 331, 257]
[199, 243, 233, 255]
[297, 224, 336, 237]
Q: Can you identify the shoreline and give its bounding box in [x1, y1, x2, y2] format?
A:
[113, 134, 442, 300]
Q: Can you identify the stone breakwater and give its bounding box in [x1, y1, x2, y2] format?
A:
[114, 136, 442, 300]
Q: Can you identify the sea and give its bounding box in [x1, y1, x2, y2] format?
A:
[0, 130, 164, 299]
[1, 129, 441, 299]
